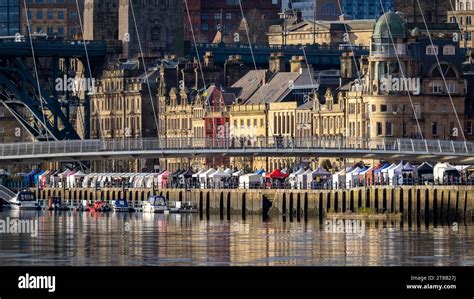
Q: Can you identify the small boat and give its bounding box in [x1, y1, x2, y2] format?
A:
[47, 196, 69, 211]
[112, 199, 134, 212]
[72, 200, 89, 212]
[168, 201, 198, 213]
[9, 191, 40, 210]
[179, 201, 199, 213]
[88, 201, 111, 212]
[142, 195, 168, 213]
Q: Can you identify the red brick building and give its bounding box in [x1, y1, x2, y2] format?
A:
[184, 0, 282, 43]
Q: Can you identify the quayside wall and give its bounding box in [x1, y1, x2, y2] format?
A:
[30, 186, 474, 222]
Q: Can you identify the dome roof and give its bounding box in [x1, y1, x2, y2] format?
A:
[373, 11, 406, 38]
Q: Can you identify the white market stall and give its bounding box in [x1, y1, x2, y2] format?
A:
[434, 163, 460, 184]
[289, 168, 305, 189]
[199, 168, 216, 189]
[209, 169, 231, 188]
[239, 173, 263, 189]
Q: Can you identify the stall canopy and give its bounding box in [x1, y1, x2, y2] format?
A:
[200, 168, 217, 178]
[179, 169, 195, 179]
[417, 162, 433, 177]
[192, 169, 204, 178]
[434, 163, 460, 182]
[171, 169, 184, 178]
[232, 170, 245, 177]
[402, 162, 416, 173]
[256, 169, 266, 176]
[332, 169, 346, 189]
[0, 169, 11, 176]
[307, 167, 331, 189]
[346, 166, 365, 188]
[289, 168, 306, 188]
[68, 170, 86, 188]
[210, 169, 231, 178]
[296, 169, 312, 189]
[387, 162, 405, 185]
[266, 169, 289, 179]
[239, 173, 263, 188]
[157, 170, 170, 188]
[289, 168, 306, 178]
[224, 168, 234, 175]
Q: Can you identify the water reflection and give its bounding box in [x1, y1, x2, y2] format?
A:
[0, 211, 472, 266]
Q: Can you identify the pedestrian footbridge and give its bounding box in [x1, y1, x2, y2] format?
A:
[1, 137, 474, 165]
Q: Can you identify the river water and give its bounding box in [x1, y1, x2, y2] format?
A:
[0, 210, 473, 266]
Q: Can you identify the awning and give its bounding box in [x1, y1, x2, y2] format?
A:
[266, 169, 289, 179]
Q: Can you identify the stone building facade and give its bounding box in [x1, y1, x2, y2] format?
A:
[268, 17, 376, 47]
[20, 0, 84, 39]
[84, 0, 183, 59]
[447, 0, 474, 48]
[344, 12, 466, 144]
[394, 0, 451, 23]
[89, 65, 159, 172]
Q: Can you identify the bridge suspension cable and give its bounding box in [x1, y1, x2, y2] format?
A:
[287, 0, 319, 97]
[22, 0, 51, 141]
[414, 0, 467, 141]
[238, 0, 275, 136]
[128, 0, 160, 136]
[75, 0, 104, 139]
[184, 0, 208, 97]
[378, 0, 425, 140]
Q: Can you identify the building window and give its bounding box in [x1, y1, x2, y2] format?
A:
[376, 122, 382, 136]
[386, 122, 393, 136]
[443, 45, 456, 55]
[431, 122, 438, 135]
[467, 121, 473, 135]
[426, 45, 439, 55]
[447, 81, 457, 93]
[380, 104, 387, 112]
[429, 82, 443, 93]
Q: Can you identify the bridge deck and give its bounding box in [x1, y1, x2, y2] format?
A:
[0, 39, 107, 57]
[1, 137, 473, 164]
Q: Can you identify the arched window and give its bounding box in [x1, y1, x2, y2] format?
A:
[431, 63, 458, 78]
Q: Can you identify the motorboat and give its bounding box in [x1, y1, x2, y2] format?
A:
[168, 201, 198, 213]
[47, 196, 69, 211]
[9, 191, 40, 210]
[88, 201, 111, 212]
[112, 199, 134, 212]
[142, 195, 168, 213]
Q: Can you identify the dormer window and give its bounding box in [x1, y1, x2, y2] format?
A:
[426, 45, 439, 55]
[443, 45, 456, 55]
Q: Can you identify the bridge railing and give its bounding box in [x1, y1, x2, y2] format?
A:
[1, 137, 474, 158]
[193, 43, 370, 52]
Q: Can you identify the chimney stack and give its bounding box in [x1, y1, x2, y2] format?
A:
[290, 56, 306, 73]
[269, 52, 286, 73]
[204, 52, 214, 68]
